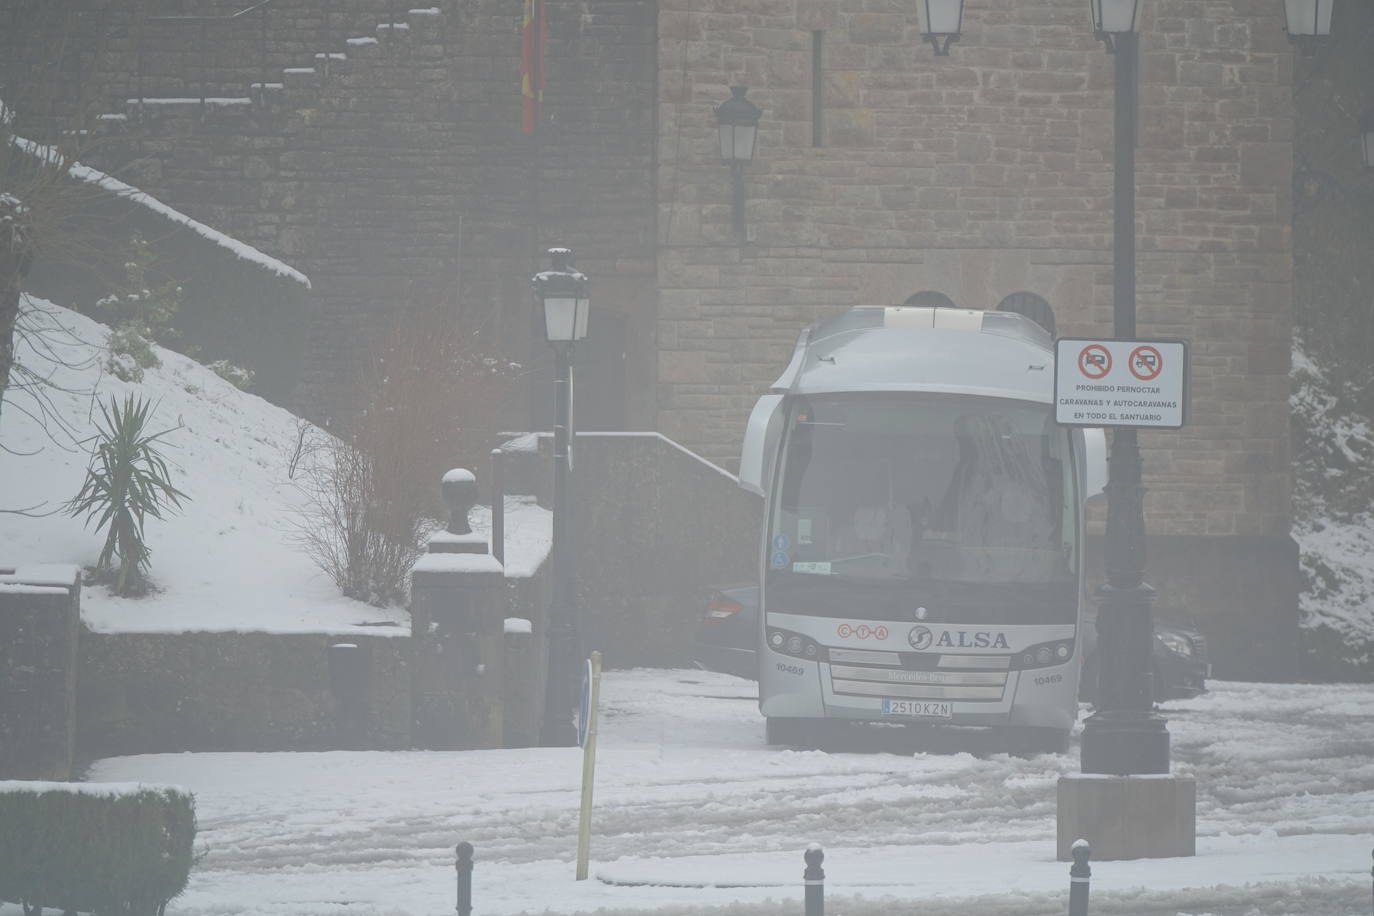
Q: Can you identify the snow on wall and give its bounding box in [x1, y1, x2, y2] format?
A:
[10, 137, 312, 289]
[0, 780, 187, 797]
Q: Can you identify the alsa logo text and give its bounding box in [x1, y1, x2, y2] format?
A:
[910, 626, 1010, 650]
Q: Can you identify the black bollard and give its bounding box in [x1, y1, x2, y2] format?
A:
[804, 844, 825, 916]
[456, 841, 474, 916]
[1068, 838, 1090, 916]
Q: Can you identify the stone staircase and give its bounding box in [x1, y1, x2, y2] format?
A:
[90, 5, 446, 134]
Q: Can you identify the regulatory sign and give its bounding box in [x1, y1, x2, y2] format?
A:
[1054, 338, 1189, 429]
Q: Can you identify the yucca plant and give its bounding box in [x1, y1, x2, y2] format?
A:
[65, 394, 189, 596]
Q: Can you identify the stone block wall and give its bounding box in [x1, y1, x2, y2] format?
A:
[0, 566, 81, 780]
[654, 0, 1295, 546]
[76, 632, 414, 755]
[2, 0, 659, 431]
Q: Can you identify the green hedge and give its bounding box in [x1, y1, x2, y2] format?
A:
[0, 782, 196, 915]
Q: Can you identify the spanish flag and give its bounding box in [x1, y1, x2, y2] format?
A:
[521, 0, 545, 134]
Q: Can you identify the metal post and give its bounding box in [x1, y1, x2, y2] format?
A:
[259, 4, 268, 101]
[136, 0, 145, 113]
[730, 162, 746, 241]
[491, 448, 505, 566]
[455, 841, 473, 916]
[539, 345, 578, 746]
[1068, 839, 1090, 916]
[1079, 30, 1169, 777]
[803, 844, 824, 916]
[198, 21, 208, 112]
[322, 0, 333, 77]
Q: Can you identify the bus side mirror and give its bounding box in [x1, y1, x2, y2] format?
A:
[739, 394, 784, 497]
[1081, 427, 1107, 500]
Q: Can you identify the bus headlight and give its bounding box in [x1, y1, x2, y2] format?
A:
[1012, 639, 1075, 670]
[767, 627, 823, 662]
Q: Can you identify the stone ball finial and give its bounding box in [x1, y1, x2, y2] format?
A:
[803, 843, 824, 877]
[442, 468, 477, 535]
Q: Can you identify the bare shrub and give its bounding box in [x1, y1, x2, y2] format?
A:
[290, 429, 425, 608]
[289, 307, 521, 607]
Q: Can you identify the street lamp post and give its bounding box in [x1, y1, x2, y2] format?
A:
[1079, 0, 1171, 776]
[715, 86, 762, 241]
[533, 247, 590, 748]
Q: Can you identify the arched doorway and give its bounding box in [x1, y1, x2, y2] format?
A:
[903, 290, 959, 308]
[996, 291, 1056, 335]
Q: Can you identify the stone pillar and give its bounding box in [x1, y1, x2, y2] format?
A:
[409, 470, 506, 749]
[0, 564, 81, 780]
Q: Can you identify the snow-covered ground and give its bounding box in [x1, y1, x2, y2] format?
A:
[0, 670, 1365, 916]
[5, 297, 1374, 915]
[0, 296, 548, 635]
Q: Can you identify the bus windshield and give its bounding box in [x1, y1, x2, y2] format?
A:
[765, 394, 1078, 625]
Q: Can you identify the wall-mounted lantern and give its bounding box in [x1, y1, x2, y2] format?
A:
[919, 0, 964, 55]
[1281, 0, 1333, 37]
[1090, 0, 1140, 49]
[715, 86, 762, 241]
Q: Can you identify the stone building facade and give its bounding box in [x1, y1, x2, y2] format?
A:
[652, 0, 1300, 675]
[2, 0, 1311, 675]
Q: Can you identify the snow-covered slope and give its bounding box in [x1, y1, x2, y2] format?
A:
[0, 295, 407, 634]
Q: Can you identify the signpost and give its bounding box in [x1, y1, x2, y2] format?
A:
[1054, 338, 1188, 429]
[575, 651, 602, 880]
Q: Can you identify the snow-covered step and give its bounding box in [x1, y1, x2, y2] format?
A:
[126, 96, 254, 108]
[281, 67, 319, 89]
[344, 35, 381, 57]
[248, 81, 286, 104]
[121, 96, 256, 121]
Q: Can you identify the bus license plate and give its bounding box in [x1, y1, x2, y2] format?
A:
[882, 699, 952, 718]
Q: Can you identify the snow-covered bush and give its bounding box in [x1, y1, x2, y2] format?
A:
[1291, 335, 1374, 677]
[95, 234, 184, 382]
[104, 322, 159, 381]
[0, 782, 196, 915]
[206, 359, 255, 391]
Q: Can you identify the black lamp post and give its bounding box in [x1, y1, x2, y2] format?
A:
[1361, 111, 1374, 169]
[715, 86, 762, 241]
[532, 246, 590, 748]
[1079, 0, 1171, 777]
[1281, 0, 1333, 38]
[919, 0, 965, 55]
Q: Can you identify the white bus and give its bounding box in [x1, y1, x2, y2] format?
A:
[738, 306, 1105, 752]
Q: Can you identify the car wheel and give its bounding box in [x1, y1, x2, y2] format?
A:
[765, 717, 823, 748]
